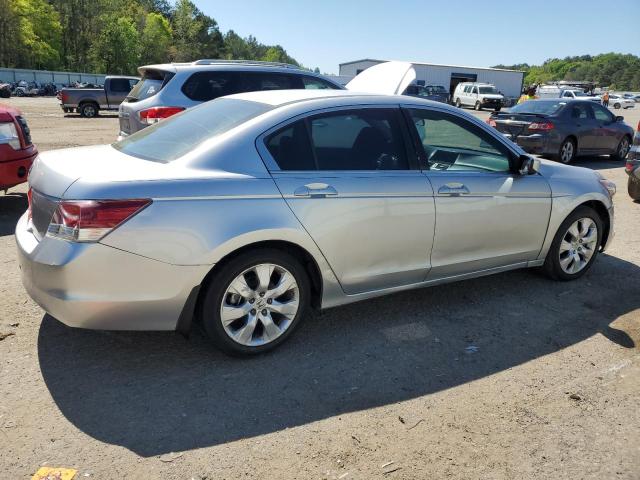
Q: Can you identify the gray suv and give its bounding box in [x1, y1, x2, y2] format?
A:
[118, 60, 343, 139]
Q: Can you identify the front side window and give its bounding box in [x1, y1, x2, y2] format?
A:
[266, 109, 409, 171]
[408, 108, 511, 173]
[472, 86, 479, 94]
[592, 104, 614, 122]
[569, 103, 593, 120]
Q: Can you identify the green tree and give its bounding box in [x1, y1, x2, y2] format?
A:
[140, 12, 172, 65]
[172, 0, 223, 61]
[12, 0, 62, 69]
[89, 15, 140, 75]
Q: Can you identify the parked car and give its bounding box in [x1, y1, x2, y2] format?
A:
[13, 81, 40, 97]
[537, 85, 600, 102]
[17, 62, 616, 356]
[118, 60, 343, 139]
[607, 94, 635, 110]
[403, 84, 449, 103]
[452, 82, 503, 111]
[626, 120, 640, 200]
[58, 76, 139, 117]
[487, 99, 633, 163]
[0, 105, 37, 191]
[0, 83, 11, 98]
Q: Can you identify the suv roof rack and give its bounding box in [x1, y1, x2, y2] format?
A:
[192, 59, 302, 70]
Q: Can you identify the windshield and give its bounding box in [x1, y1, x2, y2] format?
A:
[478, 86, 498, 94]
[509, 101, 565, 115]
[113, 98, 273, 163]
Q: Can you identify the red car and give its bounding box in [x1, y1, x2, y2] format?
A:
[0, 104, 37, 191]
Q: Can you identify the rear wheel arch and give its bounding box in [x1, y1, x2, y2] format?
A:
[192, 241, 324, 330]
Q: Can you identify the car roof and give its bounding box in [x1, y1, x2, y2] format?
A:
[226, 89, 404, 107]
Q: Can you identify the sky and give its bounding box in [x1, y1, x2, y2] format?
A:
[197, 0, 640, 74]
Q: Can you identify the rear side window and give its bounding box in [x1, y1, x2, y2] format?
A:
[266, 109, 409, 171]
[182, 71, 309, 102]
[126, 70, 172, 102]
[302, 76, 340, 90]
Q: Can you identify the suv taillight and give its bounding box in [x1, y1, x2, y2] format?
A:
[139, 107, 185, 125]
[46, 199, 151, 242]
[529, 122, 555, 131]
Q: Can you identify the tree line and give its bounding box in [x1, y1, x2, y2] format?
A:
[494, 53, 640, 91]
[0, 0, 308, 76]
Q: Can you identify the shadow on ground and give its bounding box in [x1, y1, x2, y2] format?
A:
[38, 252, 637, 457]
[0, 192, 27, 236]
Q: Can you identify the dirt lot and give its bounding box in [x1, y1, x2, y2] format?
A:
[1, 97, 639, 479]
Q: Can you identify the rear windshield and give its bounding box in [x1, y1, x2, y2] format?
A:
[126, 70, 173, 102]
[112, 98, 272, 163]
[429, 85, 447, 93]
[509, 101, 565, 115]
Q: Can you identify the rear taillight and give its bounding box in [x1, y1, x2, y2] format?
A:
[138, 107, 185, 125]
[529, 122, 555, 131]
[486, 118, 497, 128]
[46, 199, 151, 242]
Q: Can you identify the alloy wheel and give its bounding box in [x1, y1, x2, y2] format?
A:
[618, 137, 630, 159]
[220, 263, 299, 347]
[560, 141, 574, 163]
[558, 218, 598, 274]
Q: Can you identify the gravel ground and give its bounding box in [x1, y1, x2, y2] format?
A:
[1, 97, 639, 479]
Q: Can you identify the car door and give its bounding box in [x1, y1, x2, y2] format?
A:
[261, 106, 436, 294]
[592, 103, 621, 152]
[565, 102, 598, 152]
[403, 106, 552, 278]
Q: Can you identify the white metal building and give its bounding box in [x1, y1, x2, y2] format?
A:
[339, 59, 525, 100]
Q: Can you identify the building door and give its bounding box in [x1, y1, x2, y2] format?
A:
[449, 72, 478, 96]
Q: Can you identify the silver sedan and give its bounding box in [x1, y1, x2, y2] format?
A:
[17, 67, 616, 355]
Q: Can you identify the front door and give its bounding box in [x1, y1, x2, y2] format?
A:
[262, 107, 435, 294]
[404, 106, 552, 278]
[592, 103, 622, 152]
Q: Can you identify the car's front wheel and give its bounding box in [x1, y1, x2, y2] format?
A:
[455, 98, 461, 108]
[201, 249, 310, 356]
[611, 136, 630, 161]
[613, 103, 621, 109]
[474, 101, 481, 111]
[543, 206, 603, 281]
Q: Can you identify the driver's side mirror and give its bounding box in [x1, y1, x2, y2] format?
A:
[517, 154, 540, 175]
[615, 115, 624, 122]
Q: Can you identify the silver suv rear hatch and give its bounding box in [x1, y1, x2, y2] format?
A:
[119, 67, 175, 136]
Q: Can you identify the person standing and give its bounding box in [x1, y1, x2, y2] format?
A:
[602, 91, 610, 107]
[518, 85, 538, 104]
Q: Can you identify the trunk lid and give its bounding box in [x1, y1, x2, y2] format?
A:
[490, 112, 549, 137]
[346, 61, 416, 96]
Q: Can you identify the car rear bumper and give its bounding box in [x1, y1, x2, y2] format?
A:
[0, 152, 36, 189]
[16, 212, 210, 331]
[502, 133, 554, 156]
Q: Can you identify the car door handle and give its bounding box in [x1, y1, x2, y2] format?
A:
[438, 183, 470, 195]
[294, 183, 338, 198]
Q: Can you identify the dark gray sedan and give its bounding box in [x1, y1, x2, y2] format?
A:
[487, 99, 634, 164]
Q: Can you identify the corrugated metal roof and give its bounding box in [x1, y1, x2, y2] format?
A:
[339, 58, 525, 74]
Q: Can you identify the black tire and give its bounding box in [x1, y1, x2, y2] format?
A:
[543, 206, 603, 281]
[494, 106, 501, 112]
[201, 248, 310, 356]
[556, 137, 576, 164]
[628, 175, 640, 201]
[79, 102, 98, 118]
[474, 101, 481, 111]
[613, 103, 621, 109]
[455, 98, 462, 108]
[15, 89, 24, 97]
[611, 135, 630, 161]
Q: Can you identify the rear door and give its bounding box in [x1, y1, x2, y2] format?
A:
[261, 106, 436, 294]
[404, 106, 551, 278]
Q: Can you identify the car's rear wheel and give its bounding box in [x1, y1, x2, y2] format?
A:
[557, 137, 576, 164]
[79, 102, 98, 118]
[16, 89, 23, 97]
[474, 101, 481, 111]
[201, 249, 310, 356]
[611, 136, 630, 161]
[543, 206, 603, 281]
[628, 175, 640, 201]
[455, 98, 461, 108]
